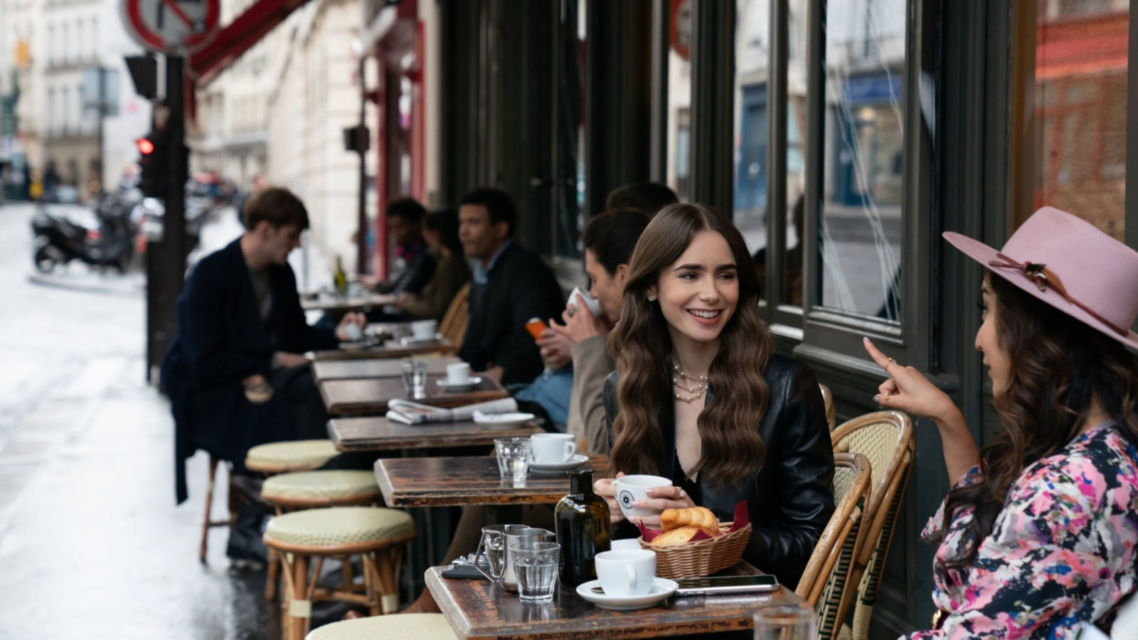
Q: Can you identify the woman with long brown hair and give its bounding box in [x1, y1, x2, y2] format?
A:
[594, 203, 835, 589]
[866, 206, 1138, 638]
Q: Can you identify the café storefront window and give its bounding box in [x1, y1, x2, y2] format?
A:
[818, 0, 906, 321]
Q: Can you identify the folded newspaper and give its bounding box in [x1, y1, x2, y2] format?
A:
[386, 397, 519, 425]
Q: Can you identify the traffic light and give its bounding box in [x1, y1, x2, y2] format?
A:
[138, 130, 168, 199]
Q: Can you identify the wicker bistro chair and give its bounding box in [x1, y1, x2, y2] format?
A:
[437, 282, 470, 350]
[831, 411, 915, 640]
[260, 470, 384, 600]
[820, 384, 836, 431]
[795, 452, 872, 640]
[304, 613, 457, 640]
[265, 506, 416, 640]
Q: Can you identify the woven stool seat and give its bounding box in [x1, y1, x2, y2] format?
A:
[266, 507, 413, 548]
[246, 440, 338, 474]
[262, 470, 379, 505]
[305, 614, 457, 640]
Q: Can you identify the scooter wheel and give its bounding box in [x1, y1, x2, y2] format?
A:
[34, 245, 64, 273]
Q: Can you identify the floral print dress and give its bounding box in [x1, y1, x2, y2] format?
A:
[906, 423, 1138, 639]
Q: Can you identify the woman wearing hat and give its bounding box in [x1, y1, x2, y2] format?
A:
[865, 206, 1138, 638]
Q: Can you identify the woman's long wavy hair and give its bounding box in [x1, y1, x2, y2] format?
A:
[607, 203, 774, 488]
[935, 272, 1138, 569]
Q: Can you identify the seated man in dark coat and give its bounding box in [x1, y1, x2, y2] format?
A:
[457, 187, 564, 387]
[162, 187, 365, 523]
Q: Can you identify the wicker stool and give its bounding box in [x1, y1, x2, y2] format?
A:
[245, 440, 339, 475]
[265, 506, 415, 640]
[305, 613, 457, 640]
[260, 470, 382, 600]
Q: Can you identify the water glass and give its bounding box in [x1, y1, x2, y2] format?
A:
[512, 541, 561, 602]
[495, 437, 531, 484]
[401, 360, 427, 398]
[753, 602, 817, 640]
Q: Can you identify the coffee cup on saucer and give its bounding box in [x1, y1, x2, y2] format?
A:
[529, 433, 576, 463]
[446, 362, 473, 385]
[613, 475, 673, 520]
[595, 549, 656, 596]
[410, 319, 438, 340]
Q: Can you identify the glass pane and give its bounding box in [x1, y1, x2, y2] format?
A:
[818, 0, 906, 320]
[1026, 0, 1127, 240]
[733, 0, 770, 294]
[667, 1, 693, 202]
[553, 0, 585, 258]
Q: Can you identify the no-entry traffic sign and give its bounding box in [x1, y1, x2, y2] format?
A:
[120, 0, 220, 55]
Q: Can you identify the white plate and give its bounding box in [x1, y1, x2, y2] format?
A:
[472, 411, 536, 427]
[437, 376, 482, 391]
[576, 578, 678, 611]
[528, 453, 589, 474]
[400, 333, 443, 346]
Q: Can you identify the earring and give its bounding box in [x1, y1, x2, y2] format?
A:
[647, 294, 656, 302]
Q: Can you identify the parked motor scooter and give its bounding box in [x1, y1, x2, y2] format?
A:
[31, 190, 140, 273]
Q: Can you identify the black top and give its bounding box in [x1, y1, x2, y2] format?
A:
[458, 242, 564, 385]
[603, 353, 835, 589]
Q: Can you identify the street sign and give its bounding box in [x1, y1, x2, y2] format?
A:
[120, 0, 220, 55]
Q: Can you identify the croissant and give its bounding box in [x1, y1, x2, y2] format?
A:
[649, 525, 703, 547]
[660, 506, 719, 537]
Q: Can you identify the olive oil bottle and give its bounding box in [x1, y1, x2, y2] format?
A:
[554, 469, 612, 586]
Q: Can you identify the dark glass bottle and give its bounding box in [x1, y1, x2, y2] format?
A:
[555, 469, 612, 586]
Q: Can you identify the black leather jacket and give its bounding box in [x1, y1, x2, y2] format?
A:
[603, 353, 835, 589]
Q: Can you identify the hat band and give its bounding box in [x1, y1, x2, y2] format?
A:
[988, 253, 1128, 337]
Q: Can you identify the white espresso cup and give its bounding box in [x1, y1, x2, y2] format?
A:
[595, 549, 656, 596]
[411, 319, 438, 340]
[529, 433, 576, 463]
[568, 286, 603, 317]
[613, 474, 673, 520]
[446, 362, 472, 383]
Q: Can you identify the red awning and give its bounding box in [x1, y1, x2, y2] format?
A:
[188, 0, 311, 84]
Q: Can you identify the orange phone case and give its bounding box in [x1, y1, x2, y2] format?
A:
[525, 319, 547, 340]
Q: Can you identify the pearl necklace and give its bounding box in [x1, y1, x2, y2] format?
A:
[672, 361, 709, 403]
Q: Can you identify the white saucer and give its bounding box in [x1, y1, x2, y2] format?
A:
[437, 376, 481, 391]
[576, 578, 677, 611]
[472, 411, 536, 427]
[400, 333, 443, 346]
[528, 453, 589, 474]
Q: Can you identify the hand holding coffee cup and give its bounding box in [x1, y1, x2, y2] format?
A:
[595, 549, 656, 597]
[567, 286, 602, 318]
[529, 433, 576, 463]
[611, 474, 694, 528]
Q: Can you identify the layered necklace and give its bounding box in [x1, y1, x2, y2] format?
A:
[672, 361, 709, 403]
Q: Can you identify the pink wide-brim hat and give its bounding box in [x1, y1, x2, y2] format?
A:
[944, 206, 1138, 351]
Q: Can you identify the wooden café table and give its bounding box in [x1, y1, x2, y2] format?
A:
[300, 291, 396, 312]
[328, 416, 541, 452]
[425, 562, 802, 639]
[319, 374, 508, 417]
[374, 454, 609, 507]
[308, 336, 454, 362]
[312, 354, 461, 382]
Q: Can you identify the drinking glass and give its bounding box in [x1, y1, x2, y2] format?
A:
[401, 360, 427, 398]
[753, 602, 817, 640]
[495, 437, 531, 484]
[512, 541, 561, 602]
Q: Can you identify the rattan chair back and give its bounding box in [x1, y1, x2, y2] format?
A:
[796, 452, 871, 611]
[438, 282, 470, 348]
[820, 384, 836, 431]
[831, 410, 915, 640]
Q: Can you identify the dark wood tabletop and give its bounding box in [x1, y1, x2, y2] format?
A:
[300, 291, 396, 311]
[374, 454, 610, 507]
[312, 355, 461, 382]
[319, 374, 508, 416]
[425, 563, 803, 639]
[309, 336, 455, 362]
[328, 416, 542, 451]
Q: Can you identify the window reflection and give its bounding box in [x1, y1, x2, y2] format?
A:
[1026, 0, 1127, 240]
[819, 0, 905, 320]
[733, 0, 770, 270]
[667, 0, 692, 202]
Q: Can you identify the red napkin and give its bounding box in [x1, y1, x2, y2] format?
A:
[636, 502, 750, 542]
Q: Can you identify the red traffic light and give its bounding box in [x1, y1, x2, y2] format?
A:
[136, 137, 155, 155]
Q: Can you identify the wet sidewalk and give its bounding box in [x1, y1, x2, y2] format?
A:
[0, 203, 293, 639]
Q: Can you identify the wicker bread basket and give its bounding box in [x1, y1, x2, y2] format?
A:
[640, 521, 752, 578]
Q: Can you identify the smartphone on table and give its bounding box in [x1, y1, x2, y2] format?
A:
[673, 574, 779, 596]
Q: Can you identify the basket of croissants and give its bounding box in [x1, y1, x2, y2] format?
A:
[638, 506, 752, 578]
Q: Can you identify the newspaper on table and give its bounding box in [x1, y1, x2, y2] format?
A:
[386, 397, 519, 425]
